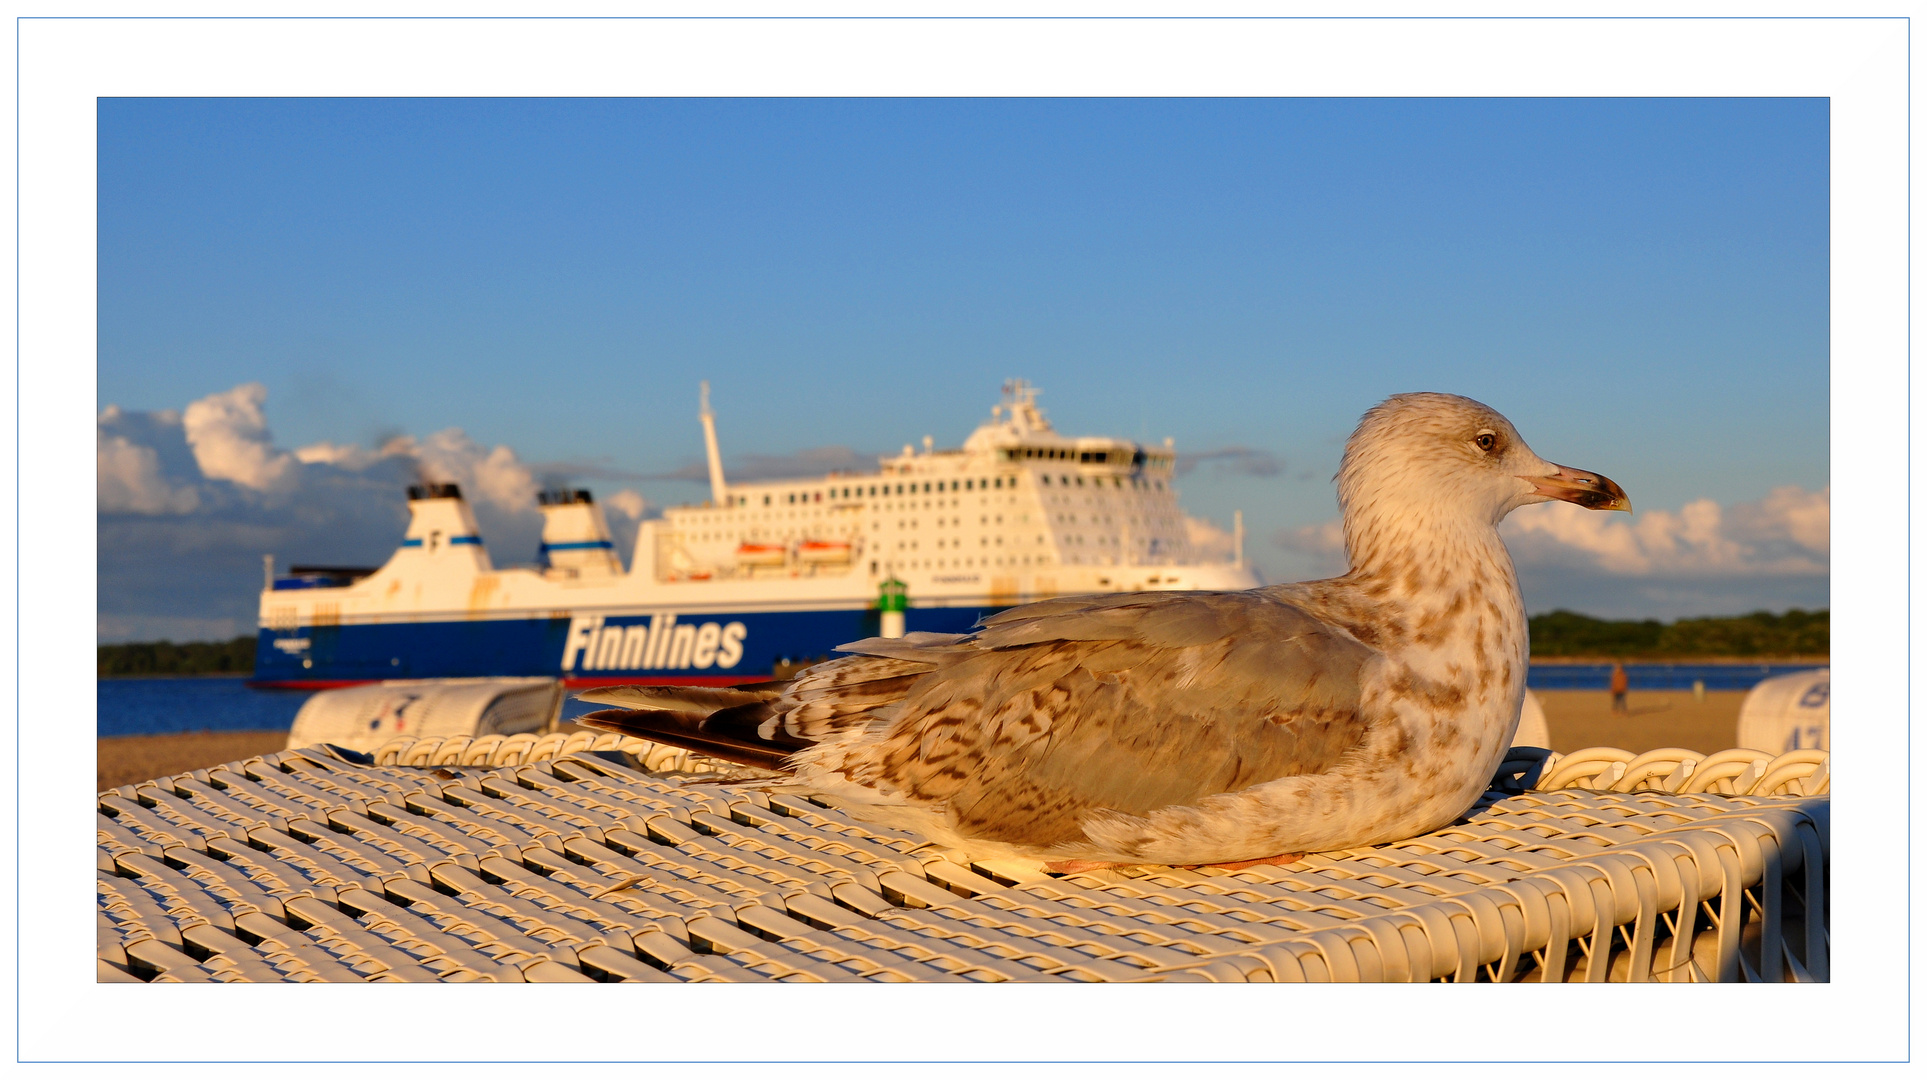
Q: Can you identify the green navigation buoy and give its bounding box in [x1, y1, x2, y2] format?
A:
[878, 576, 907, 638]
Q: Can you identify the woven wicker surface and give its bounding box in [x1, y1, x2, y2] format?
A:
[97, 738, 1828, 983]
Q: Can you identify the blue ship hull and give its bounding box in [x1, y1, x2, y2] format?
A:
[256, 606, 1825, 694]
[253, 604, 996, 687]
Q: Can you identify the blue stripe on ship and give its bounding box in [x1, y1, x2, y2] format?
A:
[539, 541, 615, 551]
[253, 605, 992, 683]
[254, 611, 1828, 692]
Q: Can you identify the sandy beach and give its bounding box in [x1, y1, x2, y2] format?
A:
[97, 730, 294, 791]
[96, 722, 615, 792]
[1534, 688, 1747, 756]
[97, 693, 1750, 792]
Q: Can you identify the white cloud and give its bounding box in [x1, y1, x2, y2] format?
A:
[1269, 486, 1829, 581]
[1731, 484, 1830, 556]
[1501, 485, 1828, 577]
[97, 426, 200, 515]
[98, 382, 557, 641]
[293, 440, 385, 469]
[1272, 518, 1349, 577]
[101, 383, 546, 519]
[1184, 515, 1236, 561]
[181, 382, 300, 495]
[1176, 446, 1284, 478]
[388, 428, 541, 515]
[605, 489, 647, 520]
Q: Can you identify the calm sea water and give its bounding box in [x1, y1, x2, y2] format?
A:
[1525, 663, 1824, 692]
[99, 662, 1828, 737]
[96, 675, 611, 738]
[97, 676, 315, 738]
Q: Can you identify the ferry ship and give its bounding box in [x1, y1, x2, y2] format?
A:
[253, 381, 1261, 688]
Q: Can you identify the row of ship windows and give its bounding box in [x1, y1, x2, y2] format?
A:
[770, 476, 1016, 505]
[882, 515, 1010, 530]
[684, 526, 861, 543]
[1000, 447, 1177, 470]
[872, 555, 1052, 572]
[1045, 492, 1176, 507]
[1055, 513, 1175, 526]
[683, 497, 984, 528]
[891, 533, 1164, 551]
[894, 535, 1029, 550]
[682, 493, 1170, 531]
[747, 472, 1171, 507]
[1047, 475, 1166, 490]
[679, 515, 1178, 542]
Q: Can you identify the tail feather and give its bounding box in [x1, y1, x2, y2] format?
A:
[700, 699, 813, 752]
[576, 707, 795, 771]
[568, 648, 948, 773]
[573, 683, 782, 714]
[832, 631, 970, 662]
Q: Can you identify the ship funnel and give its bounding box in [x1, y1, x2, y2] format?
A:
[536, 488, 622, 577]
[400, 483, 494, 572]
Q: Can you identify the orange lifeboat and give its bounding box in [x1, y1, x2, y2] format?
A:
[797, 540, 853, 564]
[735, 542, 787, 567]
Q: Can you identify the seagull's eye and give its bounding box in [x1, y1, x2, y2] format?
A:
[1474, 432, 1498, 453]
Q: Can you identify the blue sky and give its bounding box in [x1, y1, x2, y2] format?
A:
[97, 97, 1829, 639]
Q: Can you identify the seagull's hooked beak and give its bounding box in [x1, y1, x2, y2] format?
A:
[1524, 464, 1631, 512]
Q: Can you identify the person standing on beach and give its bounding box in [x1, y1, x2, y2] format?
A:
[1610, 661, 1629, 714]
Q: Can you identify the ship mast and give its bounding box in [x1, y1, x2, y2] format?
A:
[699, 381, 728, 507]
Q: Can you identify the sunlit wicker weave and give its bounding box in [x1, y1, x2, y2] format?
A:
[97, 738, 1827, 983]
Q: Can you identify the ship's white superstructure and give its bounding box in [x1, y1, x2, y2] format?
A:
[255, 381, 1260, 686]
[644, 380, 1234, 598]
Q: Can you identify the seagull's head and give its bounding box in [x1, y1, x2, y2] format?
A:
[1339, 393, 1630, 528]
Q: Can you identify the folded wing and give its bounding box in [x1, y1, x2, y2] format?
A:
[575, 590, 1378, 852]
[815, 590, 1378, 850]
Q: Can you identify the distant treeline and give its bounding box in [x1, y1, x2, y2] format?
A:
[99, 636, 256, 677]
[1529, 609, 1828, 659]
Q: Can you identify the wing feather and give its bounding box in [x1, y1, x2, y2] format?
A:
[805, 590, 1379, 850]
[579, 590, 1379, 855]
[573, 684, 779, 712]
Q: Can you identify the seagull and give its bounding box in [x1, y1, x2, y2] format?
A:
[577, 393, 1629, 871]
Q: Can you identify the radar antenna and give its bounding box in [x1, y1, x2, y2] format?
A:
[1001, 378, 1050, 433]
